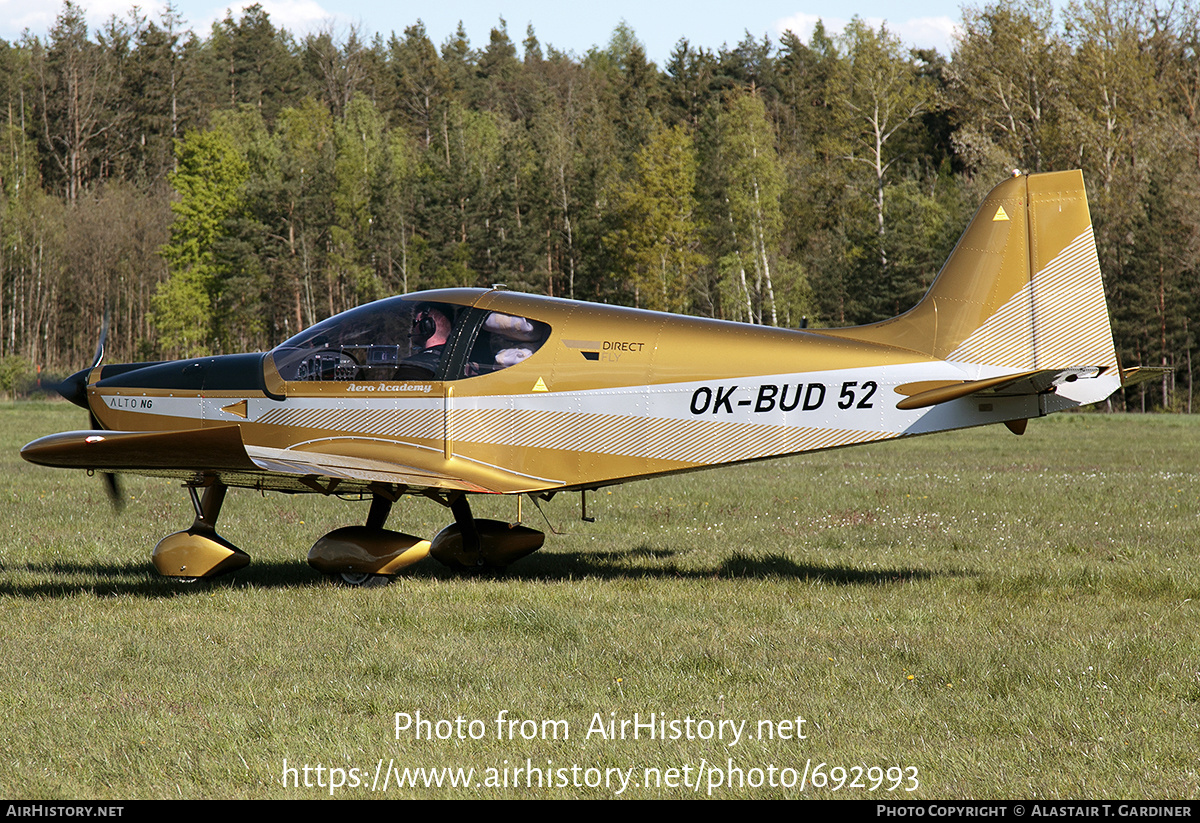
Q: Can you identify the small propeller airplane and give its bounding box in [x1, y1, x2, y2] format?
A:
[21, 170, 1150, 585]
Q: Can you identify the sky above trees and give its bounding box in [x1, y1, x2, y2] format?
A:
[1, 0, 966, 61]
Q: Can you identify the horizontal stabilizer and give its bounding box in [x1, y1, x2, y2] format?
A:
[895, 368, 1104, 410]
[1120, 366, 1172, 389]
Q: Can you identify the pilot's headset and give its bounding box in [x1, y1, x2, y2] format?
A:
[410, 305, 440, 346]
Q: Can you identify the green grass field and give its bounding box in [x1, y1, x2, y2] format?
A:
[1, 403, 1197, 798]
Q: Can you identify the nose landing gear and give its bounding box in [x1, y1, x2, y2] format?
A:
[152, 482, 250, 579]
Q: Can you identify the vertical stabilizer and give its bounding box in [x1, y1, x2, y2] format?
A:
[829, 171, 1118, 373]
[946, 171, 1117, 371]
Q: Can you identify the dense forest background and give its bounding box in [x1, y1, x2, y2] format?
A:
[0, 0, 1194, 410]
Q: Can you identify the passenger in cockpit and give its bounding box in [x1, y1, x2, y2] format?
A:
[484, 312, 540, 367]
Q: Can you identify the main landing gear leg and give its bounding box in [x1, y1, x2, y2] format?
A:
[429, 493, 546, 572]
[450, 494, 482, 566]
[365, 494, 393, 530]
[306, 492, 432, 586]
[152, 480, 250, 579]
[191, 483, 226, 533]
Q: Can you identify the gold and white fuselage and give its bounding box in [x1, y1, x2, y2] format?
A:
[21, 171, 1132, 581]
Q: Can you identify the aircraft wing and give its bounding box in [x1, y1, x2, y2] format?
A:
[20, 427, 260, 472]
[20, 426, 555, 495]
[894, 367, 1106, 410]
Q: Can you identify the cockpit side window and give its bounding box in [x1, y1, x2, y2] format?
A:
[456, 311, 551, 378]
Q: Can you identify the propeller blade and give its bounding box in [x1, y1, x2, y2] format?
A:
[102, 472, 126, 512]
[54, 308, 125, 512]
[92, 308, 110, 369]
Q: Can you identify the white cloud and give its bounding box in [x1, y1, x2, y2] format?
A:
[205, 0, 339, 35]
[773, 11, 960, 56]
[892, 16, 960, 54]
[0, 0, 137, 40]
[0, 0, 62, 38]
[774, 11, 849, 44]
[87, 0, 143, 24]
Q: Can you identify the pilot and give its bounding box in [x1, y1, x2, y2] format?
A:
[395, 304, 452, 378]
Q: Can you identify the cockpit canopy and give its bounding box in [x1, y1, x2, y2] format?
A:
[269, 295, 551, 383]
